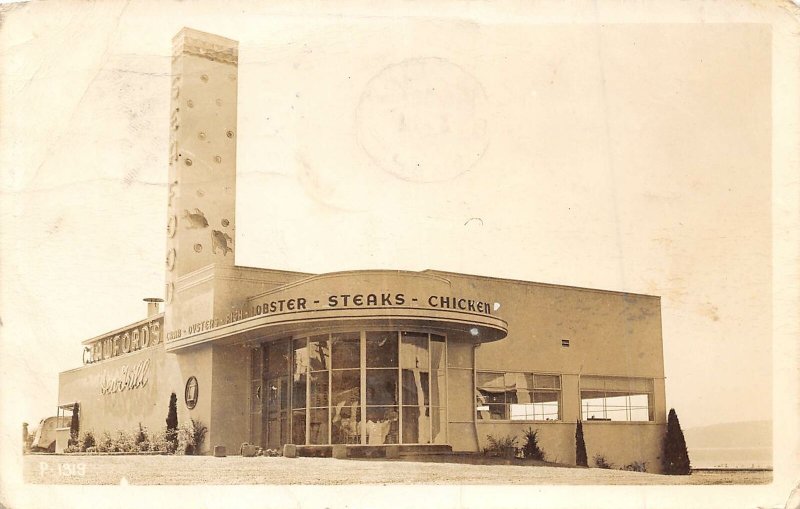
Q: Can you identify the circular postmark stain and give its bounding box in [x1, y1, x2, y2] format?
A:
[356, 57, 490, 183]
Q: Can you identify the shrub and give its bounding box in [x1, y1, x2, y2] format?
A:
[575, 421, 588, 467]
[80, 431, 96, 452]
[521, 427, 546, 461]
[113, 430, 136, 453]
[662, 408, 691, 475]
[138, 441, 151, 452]
[135, 423, 147, 446]
[97, 431, 114, 453]
[64, 444, 80, 453]
[176, 423, 194, 455]
[485, 434, 519, 457]
[68, 403, 80, 446]
[191, 419, 208, 454]
[593, 454, 613, 469]
[166, 392, 178, 451]
[263, 448, 281, 457]
[175, 419, 208, 455]
[149, 429, 174, 454]
[624, 461, 647, 473]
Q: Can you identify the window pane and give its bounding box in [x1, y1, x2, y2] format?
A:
[401, 406, 431, 444]
[510, 404, 535, 420]
[292, 372, 307, 409]
[476, 372, 504, 388]
[365, 406, 398, 444]
[308, 335, 330, 371]
[331, 333, 360, 369]
[477, 388, 507, 420]
[331, 403, 361, 444]
[366, 331, 398, 367]
[605, 395, 630, 421]
[266, 340, 289, 377]
[629, 394, 651, 421]
[534, 391, 560, 420]
[477, 387, 505, 405]
[429, 370, 446, 408]
[331, 369, 360, 407]
[580, 376, 653, 422]
[293, 338, 308, 374]
[366, 369, 398, 406]
[309, 371, 329, 408]
[292, 409, 306, 445]
[431, 406, 447, 444]
[308, 408, 329, 445]
[402, 369, 430, 407]
[250, 381, 262, 414]
[400, 332, 429, 369]
[266, 377, 289, 411]
[447, 342, 472, 368]
[515, 389, 533, 404]
[430, 335, 445, 370]
[534, 374, 560, 390]
[580, 376, 605, 391]
[581, 396, 606, 421]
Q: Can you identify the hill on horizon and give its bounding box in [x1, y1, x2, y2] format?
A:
[683, 420, 772, 468]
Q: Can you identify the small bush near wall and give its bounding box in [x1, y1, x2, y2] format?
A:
[593, 454, 613, 469]
[150, 429, 175, 454]
[135, 423, 150, 452]
[485, 434, 519, 458]
[662, 408, 691, 475]
[114, 430, 137, 453]
[176, 419, 208, 455]
[623, 461, 647, 473]
[97, 432, 114, 453]
[81, 431, 96, 452]
[68, 403, 80, 446]
[521, 428, 546, 461]
[575, 421, 588, 467]
[191, 419, 207, 454]
[165, 393, 179, 452]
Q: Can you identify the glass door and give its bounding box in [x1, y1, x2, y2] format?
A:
[264, 340, 290, 450]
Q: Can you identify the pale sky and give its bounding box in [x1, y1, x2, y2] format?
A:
[0, 0, 782, 439]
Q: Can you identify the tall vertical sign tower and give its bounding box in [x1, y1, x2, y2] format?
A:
[165, 29, 238, 333]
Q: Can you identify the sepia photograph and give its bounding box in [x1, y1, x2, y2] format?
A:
[1, 1, 798, 508]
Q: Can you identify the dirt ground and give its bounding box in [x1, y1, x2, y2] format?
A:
[23, 454, 772, 485]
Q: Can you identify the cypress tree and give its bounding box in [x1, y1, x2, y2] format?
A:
[166, 392, 179, 451]
[69, 403, 80, 445]
[662, 408, 691, 475]
[575, 420, 588, 467]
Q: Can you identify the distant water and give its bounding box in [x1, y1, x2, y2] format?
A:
[689, 447, 772, 469]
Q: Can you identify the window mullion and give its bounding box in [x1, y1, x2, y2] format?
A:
[360, 330, 366, 445]
[398, 331, 403, 444]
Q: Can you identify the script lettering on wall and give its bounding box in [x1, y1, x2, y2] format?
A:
[100, 359, 150, 395]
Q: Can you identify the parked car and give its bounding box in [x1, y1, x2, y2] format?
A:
[30, 416, 70, 453]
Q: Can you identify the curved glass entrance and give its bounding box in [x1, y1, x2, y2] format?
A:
[257, 330, 447, 447]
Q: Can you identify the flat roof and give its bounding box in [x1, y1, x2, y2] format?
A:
[422, 269, 661, 299]
[80, 313, 164, 345]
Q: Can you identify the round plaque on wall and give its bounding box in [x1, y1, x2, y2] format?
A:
[185, 376, 198, 409]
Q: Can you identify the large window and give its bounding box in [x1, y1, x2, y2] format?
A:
[580, 376, 653, 422]
[276, 330, 447, 446]
[476, 372, 561, 421]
